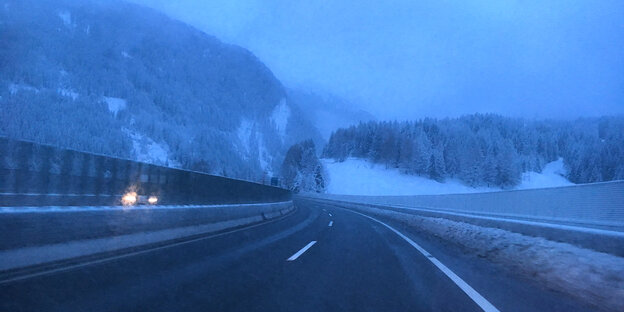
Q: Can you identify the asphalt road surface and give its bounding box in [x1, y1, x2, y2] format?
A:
[0, 198, 596, 311]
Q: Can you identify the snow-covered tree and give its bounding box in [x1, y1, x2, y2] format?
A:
[323, 115, 624, 187]
[280, 140, 326, 193]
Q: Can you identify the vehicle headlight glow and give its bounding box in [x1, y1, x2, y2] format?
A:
[122, 192, 137, 206]
[148, 196, 158, 205]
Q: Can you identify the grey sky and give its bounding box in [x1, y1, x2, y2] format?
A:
[131, 0, 624, 120]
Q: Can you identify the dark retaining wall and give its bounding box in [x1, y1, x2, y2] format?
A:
[0, 137, 291, 206]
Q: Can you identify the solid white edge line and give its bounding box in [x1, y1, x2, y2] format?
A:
[286, 241, 317, 261]
[328, 221, 333, 227]
[346, 209, 500, 312]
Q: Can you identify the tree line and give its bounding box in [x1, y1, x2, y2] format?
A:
[322, 114, 624, 188]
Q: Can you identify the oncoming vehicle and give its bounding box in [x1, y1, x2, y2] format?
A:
[121, 192, 158, 206]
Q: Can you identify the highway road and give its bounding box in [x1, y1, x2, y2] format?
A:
[0, 198, 597, 311]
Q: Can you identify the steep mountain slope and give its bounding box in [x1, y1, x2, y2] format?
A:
[0, 0, 320, 180]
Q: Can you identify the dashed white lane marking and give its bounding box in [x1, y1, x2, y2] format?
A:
[322, 209, 327, 212]
[346, 209, 500, 312]
[328, 221, 333, 227]
[328, 213, 332, 217]
[287, 241, 317, 261]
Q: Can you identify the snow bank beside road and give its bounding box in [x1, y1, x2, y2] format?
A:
[353, 205, 624, 312]
[323, 158, 574, 195]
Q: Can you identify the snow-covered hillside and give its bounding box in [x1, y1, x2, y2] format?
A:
[323, 158, 574, 196]
[0, 0, 321, 180]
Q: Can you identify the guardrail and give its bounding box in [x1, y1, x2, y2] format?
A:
[0, 137, 295, 275]
[308, 181, 624, 231]
[0, 202, 295, 274]
[0, 137, 291, 206]
[0, 202, 294, 251]
[304, 182, 624, 256]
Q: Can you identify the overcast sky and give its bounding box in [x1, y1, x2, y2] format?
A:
[131, 0, 624, 120]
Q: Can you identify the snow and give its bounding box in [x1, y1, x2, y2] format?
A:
[236, 119, 273, 173]
[270, 99, 290, 139]
[323, 157, 574, 195]
[517, 158, 573, 189]
[8, 83, 39, 95]
[237, 119, 253, 155]
[323, 158, 497, 195]
[256, 133, 272, 175]
[57, 11, 72, 27]
[353, 205, 624, 311]
[123, 129, 179, 167]
[57, 88, 78, 100]
[103, 96, 126, 117]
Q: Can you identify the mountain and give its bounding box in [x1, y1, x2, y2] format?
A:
[0, 0, 320, 180]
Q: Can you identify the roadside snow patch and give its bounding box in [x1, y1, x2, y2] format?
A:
[357, 205, 624, 311]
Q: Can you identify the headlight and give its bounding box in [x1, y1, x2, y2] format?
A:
[122, 192, 137, 206]
[148, 196, 158, 205]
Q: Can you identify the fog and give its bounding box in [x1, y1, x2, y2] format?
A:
[131, 0, 624, 120]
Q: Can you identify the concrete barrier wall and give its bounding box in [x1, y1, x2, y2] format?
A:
[0, 202, 295, 273]
[0, 137, 296, 273]
[0, 137, 291, 206]
[303, 196, 624, 257]
[310, 181, 624, 230]
[0, 202, 294, 251]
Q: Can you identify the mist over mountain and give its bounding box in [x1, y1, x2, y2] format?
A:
[129, 0, 624, 121]
[0, 0, 320, 180]
[287, 89, 375, 141]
